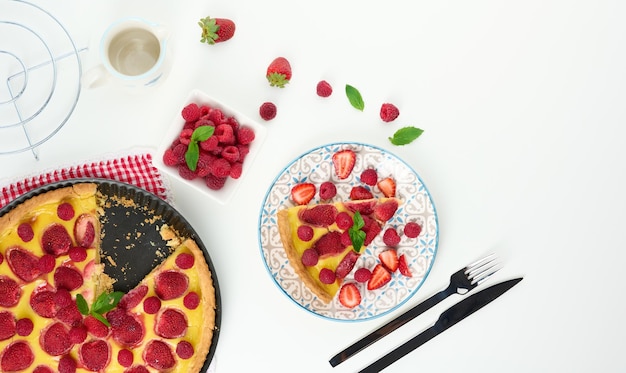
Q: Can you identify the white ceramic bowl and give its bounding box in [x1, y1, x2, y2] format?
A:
[154, 89, 266, 204]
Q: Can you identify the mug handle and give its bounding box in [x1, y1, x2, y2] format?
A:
[82, 64, 109, 89]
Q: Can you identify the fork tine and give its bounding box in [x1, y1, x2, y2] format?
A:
[464, 253, 496, 273]
[466, 258, 501, 285]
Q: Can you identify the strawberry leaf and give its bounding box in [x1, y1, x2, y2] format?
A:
[389, 126, 424, 145]
[75, 294, 89, 315]
[345, 84, 365, 111]
[349, 211, 366, 252]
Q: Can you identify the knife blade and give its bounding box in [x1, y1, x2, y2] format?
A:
[358, 277, 523, 373]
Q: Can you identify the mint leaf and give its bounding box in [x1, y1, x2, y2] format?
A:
[345, 84, 365, 111]
[91, 312, 110, 327]
[185, 126, 215, 171]
[389, 126, 424, 145]
[75, 294, 89, 315]
[191, 125, 214, 142]
[185, 141, 200, 171]
[349, 211, 366, 253]
[92, 291, 124, 314]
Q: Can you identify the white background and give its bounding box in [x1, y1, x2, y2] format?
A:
[1, 1, 625, 372]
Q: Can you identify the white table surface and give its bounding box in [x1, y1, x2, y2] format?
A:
[2, 1, 625, 372]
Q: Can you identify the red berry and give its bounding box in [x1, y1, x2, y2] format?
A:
[106, 309, 145, 348]
[236, 127, 255, 145]
[335, 212, 353, 230]
[1, 341, 34, 372]
[301, 248, 319, 266]
[350, 186, 373, 200]
[143, 296, 162, 314]
[6, 247, 41, 282]
[41, 223, 72, 257]
[382, 228, 401, 247]
[221, 145, 240, 162]
[144, 340, 176, 370]
[229, 162, 243, 179]
[319, 268, 336, 284]
[17, 223, 34, 242]
[69, 324, 88, 343]
[119, 284, 148, 310]
[117, 349, 134, 367]
[215, 124, 235, 145]
[338, 283, 361, 308]
[259, 102, 277, 121]
[177, 341, 195, 359]
[360, 168, 378, 186]
[68, 247, 87, 262]
[155, 308, 188, 339]
[183, 292, 200, 310]
[181, 103, 201, 122]
[297, 225, 314, 241]
[175, 253, 195, 269]
[84, 315, 109, 338]
[354, 267, 372, 283]
[380, 103, 400, 122]
[54, 266, 83, 291]
[15, 317, 33, 336]
[319, 181, 337, 200]
[404, 222, 422, 238]
[205, 174, 227, 190]
[78, 339, 110, 371]
[316, 80, 333, 97]
[0, 276, 20, 308]
[0, 311, 16, 340]
[57, 202, 75, 221]
[155, 270, 189, 300]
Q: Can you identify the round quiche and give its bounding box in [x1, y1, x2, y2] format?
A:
[0, 182, 217, 373]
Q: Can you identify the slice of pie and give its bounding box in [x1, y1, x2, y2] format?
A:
[0, 182, 216, 373]
[277, 197, 400, 303]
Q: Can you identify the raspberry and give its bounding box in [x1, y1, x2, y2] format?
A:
[404, 221, 422, 238]
[57, 202, 75, 221]
[215, 124, 235, 145]
[183, 292, 200, 310]
[259, 102, 277, 121]
[229, 162, 243, 179]
[221, 145, 240, 163]
[117, 349, 134, 367]
[54, 289, 73, 308]
[178, 128, 194, 145]
[382, 228, 401, 246]
[17, 223, 34, 242]
[360, 168, 378, 186]
[175, 253, 195, 270]
[178, 164, 196, 180]
[195, 153, 213, 178]
[207, 108, 225, 125]
[297, 225, 314, 241]
[205, 174, 227, 190]
[319, 181, 337, 200]
[301, 248, 319, 266]
[209, 157, 231, 178]
[335, 212, 353, 230]
[354, 267, 372, 283]
[58, 355, 76, 373]
[176, 340, 195, 359]
[226, 116, 240, 130]
[380, 103, 400, 122]
[68, 247, 87, 262]
[319, 268, 336, 284]
[236, 127, 255, 145]
[316, 80, 333, 97]
[172, 143, 187, 164]
[181, 103, 201, 122]
[15, 317, 33, 336]
[199, 105, 210, 116]
[199, 135, 219, 152]
[162, 148, 179, 166]
[143, 296, 161, 314]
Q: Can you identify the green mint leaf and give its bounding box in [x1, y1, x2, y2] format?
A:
[191, 125, 214, 142]
[349, 211, 366, 253]
[389, 126, 424, 146]
[345, 84, 365, 111]
[185, 141, 200, 171]
[91, 312, 110, 327]
[91, 291, 124, 314]
[75, 294, 89, 315]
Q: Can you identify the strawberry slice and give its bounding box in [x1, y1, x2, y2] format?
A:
[378, 249, 399, 272]
[332, 149, 356, 179]
[377, 177, 396, 197]
[367, 264, 391, 290]
[398, 254, 412, 277]
[290, 183, 316, 205]
[338, 283, 361, 308]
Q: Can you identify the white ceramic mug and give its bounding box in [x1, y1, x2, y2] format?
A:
[84, 17, 170, 89]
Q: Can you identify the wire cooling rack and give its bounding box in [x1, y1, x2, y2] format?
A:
[0, 0, 84, 159]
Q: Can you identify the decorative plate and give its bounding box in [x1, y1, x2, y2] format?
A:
[258, 143, 438, 321]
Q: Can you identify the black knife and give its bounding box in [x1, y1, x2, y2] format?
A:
[358, 277, 523, 373]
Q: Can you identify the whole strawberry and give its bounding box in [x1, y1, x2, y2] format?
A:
[199, 16, 235, 45]
[266, 57, 292, 88]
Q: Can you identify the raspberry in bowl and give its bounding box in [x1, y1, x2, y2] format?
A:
[155, 89, 267, 204]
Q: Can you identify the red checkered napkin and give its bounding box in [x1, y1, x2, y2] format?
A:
[0, 151, 171, 209]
